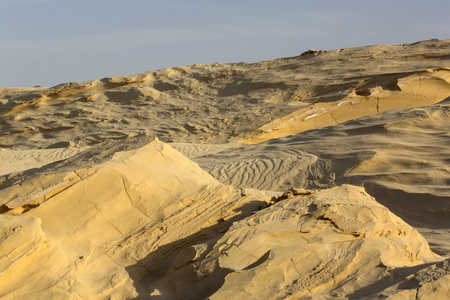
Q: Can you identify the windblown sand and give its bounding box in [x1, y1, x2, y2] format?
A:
[0, 39, 449, 299]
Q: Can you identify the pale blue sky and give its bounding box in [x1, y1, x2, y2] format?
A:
[1, 0, 449, 87]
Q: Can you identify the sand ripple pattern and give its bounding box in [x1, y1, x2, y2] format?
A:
[170, 143, 239, 158]
[0, 147, 85, 176]
[209, 154, 317, 191]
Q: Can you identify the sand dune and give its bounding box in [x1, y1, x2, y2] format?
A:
[0, 39, 449, 299]
[242, 68, 450, 143]
[1, 39, 449, 149]
[194, 99, 450, 256]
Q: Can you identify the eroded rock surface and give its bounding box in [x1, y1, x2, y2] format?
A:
[0, 141, 444, 299]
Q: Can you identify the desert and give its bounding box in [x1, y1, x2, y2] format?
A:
[0, 39, 449, 299]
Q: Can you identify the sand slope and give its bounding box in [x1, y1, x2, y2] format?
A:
[0, 39, 449, 299]
[0, 147, 85, 176]
[1, 39, 449, 149]
[242, 68, 450, 143]
[193, 99, 450, 257]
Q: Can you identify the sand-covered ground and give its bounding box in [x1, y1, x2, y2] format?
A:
[0, 39, 449, 299]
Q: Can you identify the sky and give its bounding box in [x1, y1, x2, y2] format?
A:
[1, 0, 449, 88]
